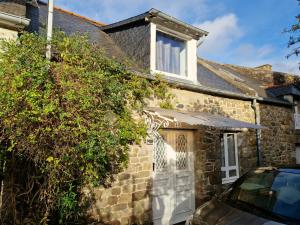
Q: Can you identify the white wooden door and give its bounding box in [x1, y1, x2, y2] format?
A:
[152, 130, 195, 225]
[296, 146, 300, 164]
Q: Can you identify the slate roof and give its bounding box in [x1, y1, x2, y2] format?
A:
[197, 62, 244, 94]
[33, 2, 297, 105]
[37, 2, 130, 63]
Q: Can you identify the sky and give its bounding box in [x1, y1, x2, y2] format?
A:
[53, 0, 300, 74]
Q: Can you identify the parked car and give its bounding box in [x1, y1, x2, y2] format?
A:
[186, 166, 300, 225]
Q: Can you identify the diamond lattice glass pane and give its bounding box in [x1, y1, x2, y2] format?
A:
[176, 134, 188, 170]
[154, 135, 167, 172]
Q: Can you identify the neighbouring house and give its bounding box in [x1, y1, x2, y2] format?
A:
[0, 0, 35, 40]
[2, 1, 300, 224]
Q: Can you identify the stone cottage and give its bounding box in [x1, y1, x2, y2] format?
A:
[2, 1, 300, 224]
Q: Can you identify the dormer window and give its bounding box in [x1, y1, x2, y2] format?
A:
[150, 23, 200, 82]
[156, 31, 186, 76]
[101, 9, 208, 82]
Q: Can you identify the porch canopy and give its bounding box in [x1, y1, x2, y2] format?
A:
[145, 107, 263, 129]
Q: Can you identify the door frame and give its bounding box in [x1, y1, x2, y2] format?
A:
[151, 129, 195, 225]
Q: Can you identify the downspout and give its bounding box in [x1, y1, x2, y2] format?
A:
[46, 0, 54, 59]
[252, 95, 262, 166]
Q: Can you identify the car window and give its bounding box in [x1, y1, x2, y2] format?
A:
[227, 170, 300, 223]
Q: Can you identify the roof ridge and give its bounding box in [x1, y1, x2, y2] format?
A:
[54, 6, 106, 27]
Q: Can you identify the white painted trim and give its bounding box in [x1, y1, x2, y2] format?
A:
[156, 24, 193, 41]
[221, 133, 240, 184]
[150, 23, 157, 73]
[296, 146, 300, 164]
[150, 22, 198, 83]
[186, 39, 197, 83]
[234, 134, 240, 178]
[152, 69, 190, 80]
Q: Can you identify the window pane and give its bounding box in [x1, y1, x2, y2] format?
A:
[176, 134, 188, 170]
[227, 134, 236, 166]
[154, 135, 167, 172]
[156, 31, 186, 76]
[229, 169, 237, 177]
[221, 136, 225, 167]
[221, 171, 226, 179]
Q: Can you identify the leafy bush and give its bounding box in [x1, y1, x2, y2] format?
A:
[0, 32, 171, 224]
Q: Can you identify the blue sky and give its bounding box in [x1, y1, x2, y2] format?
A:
[54, 0, 300, 74]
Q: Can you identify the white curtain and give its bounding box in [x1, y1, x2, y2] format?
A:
[156, 32, 184, 75]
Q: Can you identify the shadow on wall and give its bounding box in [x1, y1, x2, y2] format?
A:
[82, 173, 152, 225]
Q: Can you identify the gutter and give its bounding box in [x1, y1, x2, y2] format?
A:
[0, 12, 30, 30]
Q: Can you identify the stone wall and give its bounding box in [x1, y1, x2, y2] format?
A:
[85, 144, 153, 225]
[85, 88, 296, 224]
[105, 22, 151, 70]
[260, 103, 296, 165]
[0, 27, 18, 40]
[0, 1, 26, 17]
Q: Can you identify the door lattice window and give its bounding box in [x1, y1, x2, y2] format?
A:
[176, 134, 188, 170]
[154, 135, 167, 172]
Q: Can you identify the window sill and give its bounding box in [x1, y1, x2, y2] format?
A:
[222, 177, 239, 184]
[151, 69, 196, 83]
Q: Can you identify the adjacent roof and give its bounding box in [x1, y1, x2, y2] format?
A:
[197, 59, 249, 95]
[0, 0, 26, 17]
[145, 107, 263, 129]
[0, 0, 35, 30]
[101, 8, 208, 40]
[53, 6, 105, 27]
[196, 58, 297, 105]
[267, 84, 300, 98]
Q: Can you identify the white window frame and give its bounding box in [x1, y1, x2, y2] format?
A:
[150, 23, 198, 82]
[296, 146, 300, 164]
[221, 133, 240, 184]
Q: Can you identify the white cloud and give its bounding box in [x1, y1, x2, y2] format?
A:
[195, 13, 300, 75]
[273, 60, 300, 75]
[196, 13, 243, 55]
[233, 44, 274, 59]
[229, 45, 300, 75]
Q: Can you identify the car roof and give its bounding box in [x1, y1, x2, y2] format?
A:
[278, 166, 300, 174]
[256, 166, 300, 174]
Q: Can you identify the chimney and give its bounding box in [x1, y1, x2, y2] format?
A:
[255, 64, 272, 71]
